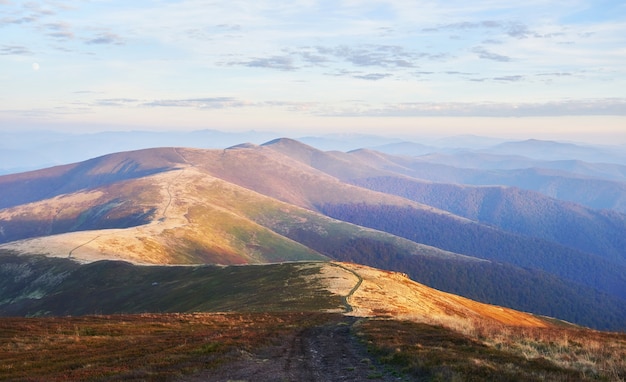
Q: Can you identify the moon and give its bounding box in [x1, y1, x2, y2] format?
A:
[32, 63, 40, 71]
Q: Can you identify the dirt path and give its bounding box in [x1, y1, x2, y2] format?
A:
[329, 262, 363, 314]
[183, 316, 404, 382]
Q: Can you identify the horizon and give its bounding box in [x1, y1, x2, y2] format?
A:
[1, 1, 625, 144]
[2, 126, 625, 147]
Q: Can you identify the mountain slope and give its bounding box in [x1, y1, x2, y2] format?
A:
[3, 254, 624, 381]
[262, 139, 626, 298]
[0, 166, 327, 264]
[351, 176, 626, 267]
[0, 253, 557, 327]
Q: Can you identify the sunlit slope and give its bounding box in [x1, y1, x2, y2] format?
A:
[0, 163, 465, 265]
[0, 167, 324, 264]
[0, 166, 324, 264]
[0, 253, 552, 330]
[175, 144, 444, 212]
[337, 262, 551, 328]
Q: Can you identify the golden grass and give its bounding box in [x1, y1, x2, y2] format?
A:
[356, 317, 626, 381]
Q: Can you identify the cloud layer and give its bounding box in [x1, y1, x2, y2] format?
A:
[1, 0, 625, 138]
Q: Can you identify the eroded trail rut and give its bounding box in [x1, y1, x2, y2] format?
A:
[184, 316, 403, 382]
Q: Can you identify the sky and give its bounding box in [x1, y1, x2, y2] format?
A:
[1, 0, 626, 143]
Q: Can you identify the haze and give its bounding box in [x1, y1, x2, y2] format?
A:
[1, 1, 625, 144]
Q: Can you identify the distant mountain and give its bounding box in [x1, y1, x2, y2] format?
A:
[0, 129, 280, 174]
[413, 152, 626, 181]
[484, 139, 626, 164]
[348, 149, 626, 213]
[1, 139, 625, 330]
[431, 134, 509, 148]
[350, 177, 626, 267]
[367, 141, 439, 156]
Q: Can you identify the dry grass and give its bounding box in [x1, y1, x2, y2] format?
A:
[356, 317, 626, 381]
[472, 321, 626, 381]
[1, 261, 624, 381]
[335, 262, 626, 381]
[0, 312, 339, 381]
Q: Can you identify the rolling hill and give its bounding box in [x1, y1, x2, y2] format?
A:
[1, 253, 624, 381]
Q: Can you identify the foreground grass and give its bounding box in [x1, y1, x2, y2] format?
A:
[0, 312, 339, 381]
[2, 312, 624, 381]
[356, 318, 626, 381]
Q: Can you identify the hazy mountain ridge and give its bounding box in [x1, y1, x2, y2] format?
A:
[348, 148, 626, 213]
[350, 176, 626, 266]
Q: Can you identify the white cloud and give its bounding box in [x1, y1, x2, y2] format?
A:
[322, 98, 626, 118]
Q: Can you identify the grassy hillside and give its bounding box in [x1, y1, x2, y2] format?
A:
[0, 253, 342, 316]
[0, 255, 624, 381]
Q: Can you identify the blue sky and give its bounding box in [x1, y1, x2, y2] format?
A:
[1, 0, 625, 143]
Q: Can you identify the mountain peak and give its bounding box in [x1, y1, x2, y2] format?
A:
[262, 137, 313, 149]
[261, 137, 322, 162]
[226, 142, 259, 149]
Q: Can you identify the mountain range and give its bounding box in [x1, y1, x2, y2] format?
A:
[1, 137, 625, 332]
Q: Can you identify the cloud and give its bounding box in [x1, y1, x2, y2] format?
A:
[85, 32, 125, 45]
[0, 1, 55, 27]
[0, 45, 31, 55]
[143, 97, 252, 109]
[215, 24, 242, 31]
[472, 46, 512, 62]
[22, 2, 56, 17]
[95, 98, 140, 107]
[0, 15, 38, 25]
[292, 49, 330, 65]
[493, 75, 524, 82]
[94, 97, 253, 109]
[353, 73, 392, 81]
[44, 22, 74, 40]
[187, 24, 244, 41]
[228, 44, 447, 77]
[313, 44, 424, 68]
[537, 72, 573, 77]
[423, 20, 536, 39]
[228, 55, 297, 71]
[322, 98, 626, 118]
[93, 96, 320, 112]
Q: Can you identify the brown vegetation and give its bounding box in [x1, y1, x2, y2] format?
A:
[0, 312, 338, 381]
[1, 311, 623, 381]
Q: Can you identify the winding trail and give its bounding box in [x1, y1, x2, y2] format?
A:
[66, 151, 188, 259]
[329, 262, 364, 314]
[184, 263, 406, 381]
[68, 235, 101, 258]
